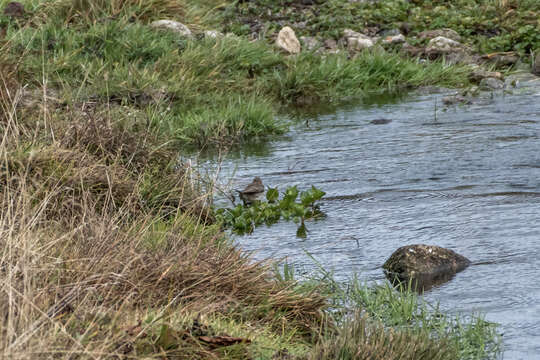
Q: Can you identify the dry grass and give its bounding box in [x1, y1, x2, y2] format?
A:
[0, 76, 328, 358]
[37, 0, 187, 24]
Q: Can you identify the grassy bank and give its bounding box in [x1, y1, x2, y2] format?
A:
[1, 0, 476, 148]
[1, 0, 502, 359]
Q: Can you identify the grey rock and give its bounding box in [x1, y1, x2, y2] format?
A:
[425, 36, 473, 64]
[299, 36, 321, 51]
[469, 69, 503, 83]
[479, 77, 504, 90]
[370, 118, 392, 125]
[342, 29, 374, 52]
[481, 53, 519, 68]
[383, 244, 470, 291]
[418, 28, 461, 42]
[426, 36, 464, 53]
[442, 95, 472, 105]
[324, 38, 337, 49]
[379, 28, 402, 37]
[381, 34, 406, 45]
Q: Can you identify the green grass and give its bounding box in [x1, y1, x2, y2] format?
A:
[347, 281, 500, 359]
[227, 0, 540, 56]
[2, 0, 474, 147]
[293, 261, 501, 360]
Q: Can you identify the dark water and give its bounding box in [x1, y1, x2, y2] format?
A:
[201, 74, 540, 359]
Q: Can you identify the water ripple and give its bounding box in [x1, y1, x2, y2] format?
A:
[213, 84, 540, 359]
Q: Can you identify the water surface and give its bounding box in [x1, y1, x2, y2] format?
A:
[202, 75, 540, 359]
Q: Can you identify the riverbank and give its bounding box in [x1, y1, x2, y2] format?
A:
[0, 0, 512, 358]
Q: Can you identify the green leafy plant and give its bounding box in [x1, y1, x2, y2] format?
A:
[215, 185, 326, 237]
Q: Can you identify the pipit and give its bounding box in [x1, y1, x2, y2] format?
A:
[236, 176, 264, 205]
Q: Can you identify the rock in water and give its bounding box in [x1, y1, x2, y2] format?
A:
[479, 77, 504, 90]
[276, 27, 301, 54]
[383, 244, 470, 291]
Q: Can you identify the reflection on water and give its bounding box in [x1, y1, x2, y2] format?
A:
[201, 77, 540, 359]
[386, 271, 459, 293]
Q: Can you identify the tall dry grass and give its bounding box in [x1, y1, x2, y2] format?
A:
[37, 0, 187, 24]
[0, 70, 327, 358]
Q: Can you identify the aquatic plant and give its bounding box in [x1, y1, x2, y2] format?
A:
[215, 185, 326, 237]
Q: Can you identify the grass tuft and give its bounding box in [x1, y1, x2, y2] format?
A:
[309, 312, 456, 360]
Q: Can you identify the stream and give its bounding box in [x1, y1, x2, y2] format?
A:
[200, 73, 540, 359]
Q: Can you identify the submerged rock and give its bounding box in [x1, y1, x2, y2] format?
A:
[442, 94, 472, 106]
[370, 118, 392, 125]
[150, 20, 192, 38]
[276, 26, 301, 54]
[383, 244, 470, 291]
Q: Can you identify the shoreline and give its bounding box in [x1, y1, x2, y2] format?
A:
[1, 0, 531, 357]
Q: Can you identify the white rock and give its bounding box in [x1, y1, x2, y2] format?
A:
[347, 37, 374, 51]
[276, 26, 301, 54]
[343, 29, 372, 41]
[150, 20, 192, 38]
[418, 28, 461, 42]
[382, 34, 406, 44]
[426, 36, 463, 53]
[343, 29, 374, 51]
[204, 30, 223, 39]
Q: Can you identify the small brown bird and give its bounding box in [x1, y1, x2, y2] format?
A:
[236, 177, 264, 205]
